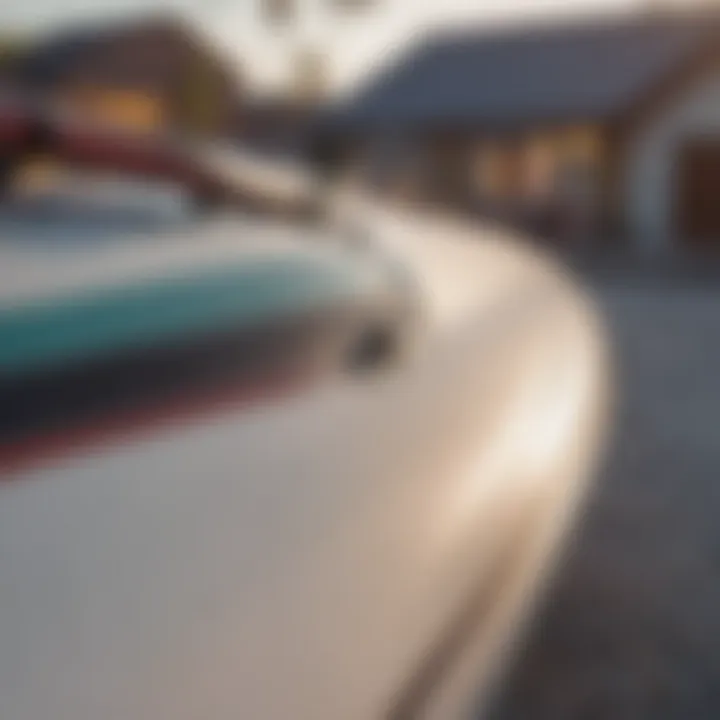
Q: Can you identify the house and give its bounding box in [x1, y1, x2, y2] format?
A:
[20, 16, 243, 138]
[323, 10, 720, 253]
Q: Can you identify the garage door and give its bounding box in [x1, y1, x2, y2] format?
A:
[677, 141, 720, 248]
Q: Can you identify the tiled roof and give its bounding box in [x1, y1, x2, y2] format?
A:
[330, 11, 720, 129]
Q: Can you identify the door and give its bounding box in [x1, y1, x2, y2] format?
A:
[677, 140, 720, 248]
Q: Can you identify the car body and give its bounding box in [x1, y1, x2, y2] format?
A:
[0, 169, 608, 719]
[0, 186, 420, 470]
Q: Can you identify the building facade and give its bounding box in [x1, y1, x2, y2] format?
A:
[21, 17, 243, 138]
[324, 10, 720, 253]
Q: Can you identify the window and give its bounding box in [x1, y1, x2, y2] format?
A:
[473, 143, 520, 200]
[522, 136, 557, 200]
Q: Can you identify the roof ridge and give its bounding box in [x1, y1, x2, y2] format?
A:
[36, 11, 192, 49]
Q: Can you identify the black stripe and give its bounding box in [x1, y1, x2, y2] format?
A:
[0, 312, 345, 447]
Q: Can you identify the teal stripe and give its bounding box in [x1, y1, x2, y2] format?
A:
[0, 257, 377, 374]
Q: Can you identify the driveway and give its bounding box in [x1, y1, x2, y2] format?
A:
[490, 282, 720, 719]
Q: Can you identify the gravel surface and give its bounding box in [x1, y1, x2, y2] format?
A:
[490, 283, 720, 720]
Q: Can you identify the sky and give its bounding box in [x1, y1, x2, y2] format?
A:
[0, 0, 672, 94]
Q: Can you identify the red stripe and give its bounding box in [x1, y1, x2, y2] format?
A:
[0, 366, 315, 479]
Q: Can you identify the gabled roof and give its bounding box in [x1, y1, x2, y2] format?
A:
[20, 16, 178, 87]
[330, 10, 720, 130]
[20, 15, 239, 91]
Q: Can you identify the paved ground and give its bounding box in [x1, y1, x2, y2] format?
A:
[490, 281, 720, 719]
